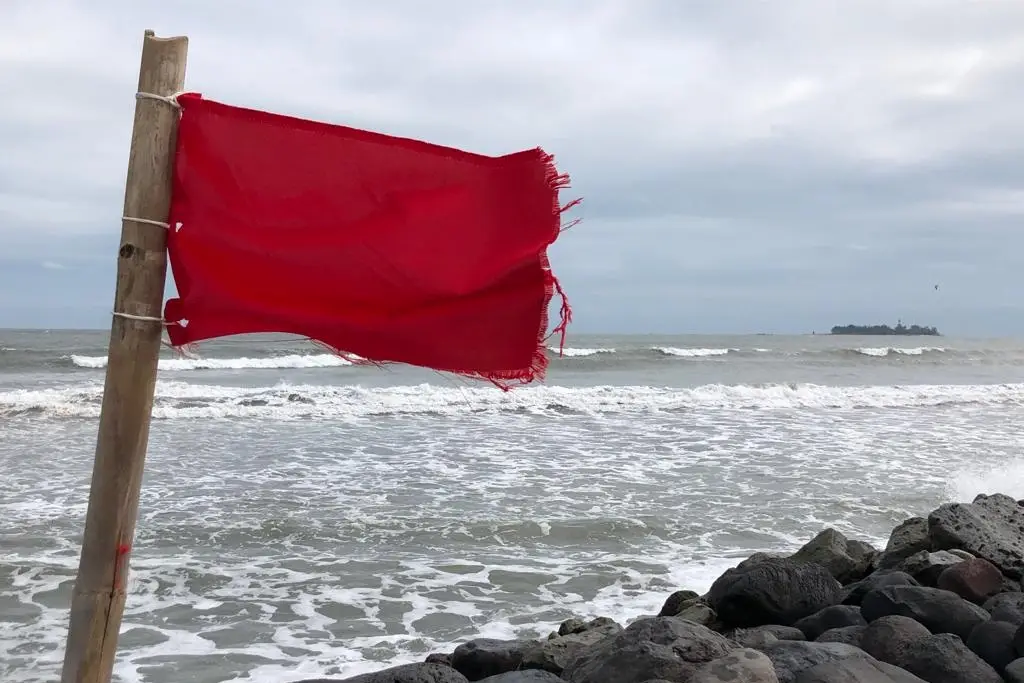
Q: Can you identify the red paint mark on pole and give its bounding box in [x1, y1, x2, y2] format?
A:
[112, 544, 132, 591]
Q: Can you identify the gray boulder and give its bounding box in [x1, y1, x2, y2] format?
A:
[557, 618, 588, 636]
[676, 602, 717, 627]
[690, 648, 779, 683]
[859, 615, 930, 666]
[737, 552, 787, 569]
[658, 590, 700, 617]
[877, 517, 930, 570]
[793, 605, 866, 640]
[896, 550, 964, 586]
[860, 585, 990, 640]
[707, 559, 841, 628]
[841, 570, 919, 606]
[759, 641, 870, 683]
[1007, 658, 1024, 683]
[521, 616, 622, 675]
[478, 672, 562, 683]
[302, 663, 469, 683]
[814, 625, 865, 646]
[795, 657, 927, 683]
[451, 639, 536, 680]
[966, 620, 1016, 674]
[894, 633, 1002, 683]
[788, 528, 876, 583]
[928, 493, 1024, 579]
[984, 591, 1024, 625]
[725, 625, 804, 649]
[937, 557, 1004, 604]
[561, 617, 734, 683]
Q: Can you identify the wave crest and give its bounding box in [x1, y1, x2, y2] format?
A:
[4, 380, 1023, 420]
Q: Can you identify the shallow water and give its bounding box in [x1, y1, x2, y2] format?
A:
[3, 331, 1023, 681]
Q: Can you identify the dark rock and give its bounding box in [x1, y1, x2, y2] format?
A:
[737, 552, 787, 569]
[897, 550, 964, 586]
[877, 517, 930, 570]
[841, 571, 919, 606]
[1013, 622, 1024, 657]
[520, 617, 622, 675]
[860, 585, 990, 640]
[729, 630, 778, 649]
[690, 648, 779, 683]
[928, 493, 1024, 579]
[425, 653, 453, 666]
[754, 625, 807, 641]
[451, 639, 535, 681]
[1002, 576, 1023, 593]
[946, 549, 975, 561]
[658, 590, 700, 617]
[759, 641, 870, 683]
[795, 657, 928, 683]
[984, 591, 1024, 625]
[560, 617, 734, 683]
[966, 620, 1016, 673]
[707, 558, 841, 629]
[558, 618, 588, 636]
[677, 602, 717, 627]
[307, 663, 469, 683]
[1007, 658, 1024, 683]
[895, 633, 1002, 683]
[859, 615, 930, 666]
[814, 625, 865, 646]
[788, 528, 875, 583]
[726, 625, 804, 649]
[793, 605, 866, 640]
[846, 540, 881, 577]
[478, 672, 562, 683]
[937, 558, 1004, 604]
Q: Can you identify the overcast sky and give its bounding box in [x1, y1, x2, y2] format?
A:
[2, 1, 1024, 335]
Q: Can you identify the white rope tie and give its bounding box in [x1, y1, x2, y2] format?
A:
[122, 216, 170, 229]
[135, 91, 184, 108]
[112, 312, 166, 323]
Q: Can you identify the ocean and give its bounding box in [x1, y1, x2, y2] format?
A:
[3, 330, 1024, 682]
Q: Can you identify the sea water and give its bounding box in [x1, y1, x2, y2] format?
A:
[3, 331, 1024, 682]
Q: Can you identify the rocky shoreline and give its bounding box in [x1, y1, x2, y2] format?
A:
[299, 492, 1024, 683]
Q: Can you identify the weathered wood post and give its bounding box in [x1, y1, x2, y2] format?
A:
[61, 29, 188, 683]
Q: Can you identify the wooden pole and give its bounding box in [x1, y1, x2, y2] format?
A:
[61, 30, 187, 683]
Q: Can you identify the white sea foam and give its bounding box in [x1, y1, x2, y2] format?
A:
[550, 347, 616, 357]
[70, 353, 353, 371]
[854, 347, 947, 357]
[4, 368, 1021, 682]
[4, 380, 1024, 421]
[655, 347, 733, 357]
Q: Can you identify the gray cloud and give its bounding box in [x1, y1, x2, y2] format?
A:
[2, 1, 1024, 334]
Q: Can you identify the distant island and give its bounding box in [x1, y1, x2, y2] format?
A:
[830, 321, 940, 336]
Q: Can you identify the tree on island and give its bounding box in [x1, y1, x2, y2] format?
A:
[830, 319, 940, 336]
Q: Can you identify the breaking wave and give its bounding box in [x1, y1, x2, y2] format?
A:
[4, 380, 1023, 420]
[853, 347, 947, 357]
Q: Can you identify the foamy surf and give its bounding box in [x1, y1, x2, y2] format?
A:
[4, 380, 1024, 420]
[655, 347, 733, 357]
[549, 347, 616, 357]
[854, 347, 947, 357]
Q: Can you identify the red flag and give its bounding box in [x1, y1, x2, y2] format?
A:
[163, 94, 574, 387]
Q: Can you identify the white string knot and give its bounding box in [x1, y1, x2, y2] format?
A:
[122, 216, 170, 229]
[135, 91, 185, 109]
[112, 311, 166, 324]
